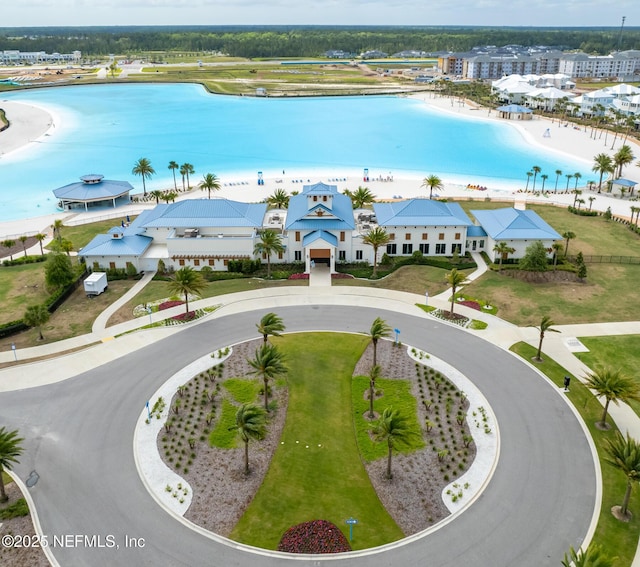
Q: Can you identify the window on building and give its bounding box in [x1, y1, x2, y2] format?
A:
[435, 243, 446, 254]
[223, 259, 228, 266]
[278, 251, 283, 260]
[340, 231, 345, 242]
[455, 232, 461, 240]
[422, 233, 428, 240]
[451, 243, 462, 254]
[262, 252, 267, 260]
[313, 195, 318, 202]
[479, 240, 485, 249]
[388, 233, 395, 241]
[194, 259, 200, 266]
[386, 243, 397, 255]
[295, 231, 301, 242]
[356, 250, 363, 260]
[294, 250, 302, 261]
[402, 243, 413, 255]
[339, 250, 346, 261]
[439, 233, 445, 240]
[209, 259, 215, 266]
[109, 262, 116, 270]
[405, 233, 411, 240]
[419, 243, 429, 254]
[179, 259, 185, 266]
[323, 195, 327, 202]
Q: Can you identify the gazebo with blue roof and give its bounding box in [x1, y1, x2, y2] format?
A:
[53, 174, 133, 211]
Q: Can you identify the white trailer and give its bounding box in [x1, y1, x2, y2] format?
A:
[84, 272, 108, 297]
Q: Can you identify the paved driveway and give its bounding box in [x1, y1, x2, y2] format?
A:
[0, 305, 597, 566]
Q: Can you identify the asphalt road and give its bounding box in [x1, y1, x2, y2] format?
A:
[0, 305, 597, 566]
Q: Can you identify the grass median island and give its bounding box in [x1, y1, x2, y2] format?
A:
[511, 342, 640, 566]
[229, 333, 405, 550]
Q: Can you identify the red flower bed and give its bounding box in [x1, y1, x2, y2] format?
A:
[172, 311, 196, 321]
[288, 273, 309, 280]
[159, 300, 184, 311]
[331, 273, 354, 279]
[458, 300, 481, 311]
[277, 520, 352, 554]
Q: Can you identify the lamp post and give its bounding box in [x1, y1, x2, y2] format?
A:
[146, 306, 152, 325]
[425, 290, 429, 306]
[11, 342, 17, 361]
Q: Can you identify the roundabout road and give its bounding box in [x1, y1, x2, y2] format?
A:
[0, 305, 597, 566]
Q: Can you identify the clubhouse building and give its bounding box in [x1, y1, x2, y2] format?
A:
[79, 181, 560, 273]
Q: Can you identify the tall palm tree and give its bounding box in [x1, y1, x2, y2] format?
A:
[254, 229, 284, 278]
[492, 241, 515, 267]
[531, 315, 559, 362]
[561, 543, 616, 567]
[421, 174, 443, 199]
[562, 231, 576, 256]
[540, 174, 548, 191]
[565, 173, 573, 191]
[182, 163, 195, 189]
[350, 186, 376, 209]
[19, 235, 28, 257]
[531, 165, 541, 191]
[573, 172, 582, 190]
[613, 144, 635, 178]
[371, 407, 413, 479]
[200, 173, 221, 199]
[248, 343, 287, 411]
[362, 227, 390, 277]
[267, 188, 289, 209]
[588, 196, 596, 211]
[132, 157, 155, 196]
[51, 219, 64, 243]
[23, 304, 50, 340]
[168, 266, 206, 315]
[168, 160, 179, 191]
[572, 189, 582, 207]
[34, 233, 46, 256]
[584, 367, 640, 429]
[179, 164, 187, 191]
[603, 431, 640, 519]
[228, 403, 267, 475]
[554, 169, 563, 191]
[525, 171, 533, 191]
[445, 268, 469, 316]
[0, 426, 24, 502]
[369, 317, 391, 367]
[256, 312, 285, 344]
[592, 153, 614, 193]
[368, 364, 382, 419]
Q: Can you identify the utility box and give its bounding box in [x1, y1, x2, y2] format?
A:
[84, 272, 108, 297]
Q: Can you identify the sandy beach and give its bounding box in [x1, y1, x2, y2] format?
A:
[1, 91, 639, 239]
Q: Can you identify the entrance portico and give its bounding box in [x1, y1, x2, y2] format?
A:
[304, 229, 336, 273]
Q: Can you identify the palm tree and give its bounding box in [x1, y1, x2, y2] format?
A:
[23, 304, 50, 340]
[132, 157, 155, 196]
[588, 196, 596, 211]
[19, 235, 28, 257]
[603, 431, 640, 519]
[362, 226, 390, 277]
[35, 233, 46, 255]
[228, 403, 267, 475]
[369, 317, 391, 367]
[350, 186, 376, 209]
[565, 173, 573, 191]
[371, 407, 413, 479]
[561, 543, 616, 567]
[613, 144, 635, 178]
[576, 198, 585, 210]
[540, 174, 548, 191]
[200, 173, 221, 199]
[179, 164, 187, 191]
[421, 174, 443, 199]
[584, 367, 640, 429]
[368, 364, 382, 419]
[572, 189, 582, 206]
[573, 172, 582, 190]
[592, 153, 614, 193]
[248, 343, 287, 411]
[445, 268, 469, 316]
[267, 188, 289, 209]
[525, 171, 533, 191]
[554, 169, 563, 191]
[562, 231, 576, 256]
[168, 160, 179, 191]
[256, 312, 285, 344]
[552, 242, 563, 269]
[0, 426, 24, 502]
[149, 189, 164, 204]
[182, 163, 195, 189]
[51, 219, 64, 243]
[2, 239, 15, 260]
[167, 266, 206, 315]
[531, 165, 541, 190]
[254, 229, 284, 278]
[492, 241, 515, 268]
[531, 315, 559, 362]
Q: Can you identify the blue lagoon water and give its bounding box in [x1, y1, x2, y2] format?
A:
[0, 83, 589, 221]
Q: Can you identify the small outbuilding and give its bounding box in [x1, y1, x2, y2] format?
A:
[53, 174, 133, 211]
[609, 178, 637, 196]
[496, 104, 533, 120]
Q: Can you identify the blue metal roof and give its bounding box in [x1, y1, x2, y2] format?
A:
[286, 183, 355, 230]
[303, 182, 338, 195]
[612, 178, 637, 188]
[373, 199, 472, 227]
[467, 225, 487, 237]
[497, 104, 532, 113]
[142, 199, 267, 229]
[303, 230, 338, 247]
[79, 233, 153, 257]
[470, 208, 561, 241]
[53, 178, 133, 201]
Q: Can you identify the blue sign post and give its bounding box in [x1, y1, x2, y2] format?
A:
[394, 328, 400, 345]
[345, 517, 358, 542]
[146, 400, 151, 421]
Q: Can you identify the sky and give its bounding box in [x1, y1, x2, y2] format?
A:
[1, 0, 639, 28]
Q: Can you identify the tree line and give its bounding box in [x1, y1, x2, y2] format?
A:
[1, 26, 639, 59]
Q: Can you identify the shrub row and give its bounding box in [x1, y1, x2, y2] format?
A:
[567, 205, 598, 217]
[2, 255, 47, 267]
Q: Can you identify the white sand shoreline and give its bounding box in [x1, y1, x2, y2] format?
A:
[1, 90, 639, 238]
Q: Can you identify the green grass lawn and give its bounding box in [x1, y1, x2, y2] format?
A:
[576, 335, 640, 417]
[229, 333, 405, 550]
[511, 343, 639, 566]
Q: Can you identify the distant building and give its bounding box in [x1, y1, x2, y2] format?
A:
[0, 49, 82, 65]
[360, 50, 388, 60]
